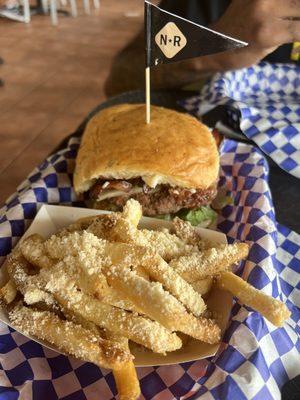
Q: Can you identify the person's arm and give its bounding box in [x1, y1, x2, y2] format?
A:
[195, 0, 300, 71]
[105, 0, 300, 96]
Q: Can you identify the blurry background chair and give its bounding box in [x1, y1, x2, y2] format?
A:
[0, 0, 100, 25]
[41, 0, 77, 24]
[42, 0, 100, 25]
[0, 0, 30, 23]
[81, 0, 100, 16]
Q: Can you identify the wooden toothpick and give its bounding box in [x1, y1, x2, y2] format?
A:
[145, 67, 151, 124]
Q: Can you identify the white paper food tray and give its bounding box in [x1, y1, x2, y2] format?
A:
[0, 205, 232, 367]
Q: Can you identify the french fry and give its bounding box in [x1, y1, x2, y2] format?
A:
[0, 280, 17, 304]
[65, 306, 141, 400]
[22, 234, 113, 301]
[100, 288, 141, 312]
[169, 243, 249, 281]
[190, 277, 213, 296]
[17, 241, 138, 313]
[76, 214, 108, 227]
[89, 199, 141, 241]
[44, 231, 143, 276]
[132, 265, 149, 280]
[9, 304, 131, 370]
[121, 199, 193, 259]
[216, 271, 291, 327]
[122, 198, 142, 227]
[23, 234, 138, 312]
[6, 198, 282, 400]
[20, 234, 54, 269]
[89, 213, 134, 244]
[44, 229, 206, 317]
[84, 214, 118, 240]
[43, 271, 182, 354]
[137, 229, 195, 261]
[45, 231, 155, 273]
[106, 332, 140, 400]
[113, 361, 141, 400]
[7, 251, 59, 309]
[80, 200, 141, 241]
[43, 234, 140, 311]
[173, 217, 213, 250]
[59, 216, 101, 234]
[6, 250, 43, 295]
[44, 231, 205, 318]
[88, 204, 194, 261]
[44, 232, 219, 343]
[140, 254, 206, 316]
[113, 360, 141, 400]
[104, 264, 220, 344]
[173, 217, 201, 245]
[63, 308, 102, 335]
[23, 287, 56, 306]
[46, 230, 203, 315]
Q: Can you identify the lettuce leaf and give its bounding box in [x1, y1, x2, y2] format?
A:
[178, 206, 217, 227]
[155, 206, 218, 228]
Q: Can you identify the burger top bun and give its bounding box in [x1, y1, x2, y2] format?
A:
[74, 103, 219, 193]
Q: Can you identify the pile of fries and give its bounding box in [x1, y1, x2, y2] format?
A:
[1, 199, 290, 400]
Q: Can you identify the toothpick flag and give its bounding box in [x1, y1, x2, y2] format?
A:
[144, 1, 247, 123]
[145, 1, 247, 67]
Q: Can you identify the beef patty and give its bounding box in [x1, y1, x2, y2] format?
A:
[89, 179, 217, 216]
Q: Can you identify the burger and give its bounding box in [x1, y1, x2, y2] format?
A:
[74, 104, 221, 227]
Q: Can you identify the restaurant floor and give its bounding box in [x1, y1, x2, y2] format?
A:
[0, 0, 147, 205]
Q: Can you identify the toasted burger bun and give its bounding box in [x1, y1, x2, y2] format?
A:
[74, 104, 219, 194]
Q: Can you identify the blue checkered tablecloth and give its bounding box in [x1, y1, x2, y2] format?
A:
[0, 136, 299, 400]
[182, 62, 300, 179]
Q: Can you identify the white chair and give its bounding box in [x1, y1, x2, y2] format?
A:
[69, 0, 77, 17]
[0, 0, 31, 23]
[41, 0, 78, 25]
[49, 0, 58, 25]
[22, 0, 30, 22]
[82, 0, 100, 15]
[93, 0, 99, 9]
[43, 0, 99, 25]
[58, 0, 77, 15]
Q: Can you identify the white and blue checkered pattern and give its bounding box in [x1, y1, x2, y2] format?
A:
[182, 62, 300, 179]
[0, 136, 299, 400]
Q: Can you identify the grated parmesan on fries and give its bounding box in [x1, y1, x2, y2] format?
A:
[1, 199, 290, 400]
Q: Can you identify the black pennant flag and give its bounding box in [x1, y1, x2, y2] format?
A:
[145, 1, 247, 68]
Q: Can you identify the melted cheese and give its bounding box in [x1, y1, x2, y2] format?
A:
[97, 187, 144, 202]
